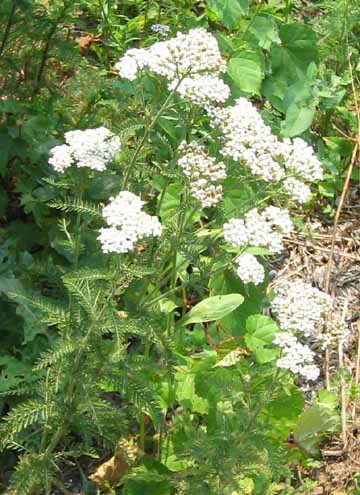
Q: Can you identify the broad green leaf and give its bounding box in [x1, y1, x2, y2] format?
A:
[268, 389, 304, 420]
[262, 78, 288, 112]
[209, 269, 266, 334]
[318, 390, 339, 409]
[247, 14, 279, 50]
[207, 0, 248, 30]
[175, 371, 208, 413]
[294, 405, 340, 455]
[214, 31, 234, 55]
[270, 23, 318, 84]
[180, 294, 244, 326]
[245, 314, 279, 363]
[160, 184, 199, 224]
[123, 457, 172, 495]
[213, 348, 244, 368]
[228, 52, 264, 95]
[281, 103, 316, 137]
[223, 178, 257, 217]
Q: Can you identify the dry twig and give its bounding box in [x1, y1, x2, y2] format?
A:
[324, 54, 360, 390]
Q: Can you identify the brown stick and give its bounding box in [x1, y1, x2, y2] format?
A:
[352, 320, 360, 422]
[339, 299, 349, 448]
[283, 237, 360, 262]
[323, 54, 360, 390]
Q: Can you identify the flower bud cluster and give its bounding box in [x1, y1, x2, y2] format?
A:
[235, 253, 264, 285]
[150, 24, 170, 38]
[209, 97, 323, 203]
[224, 206, 293, 254]
[178, 141, 226, 208]
[49, 127, 121, 173]
[283, 178, 312, 204]
[98, 191, 162, 254]
[274, 332, 320, 381]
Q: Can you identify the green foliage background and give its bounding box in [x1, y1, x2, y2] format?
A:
[0, 0, 358, 494]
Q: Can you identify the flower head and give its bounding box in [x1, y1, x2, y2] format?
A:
[49, 127, 121, 173]
[235, 253, 265, 285]
[178, 141, 226, 208]
[98, 191, 162, 254]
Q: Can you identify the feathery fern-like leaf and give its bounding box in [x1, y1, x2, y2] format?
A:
[48, 197, 102, 218]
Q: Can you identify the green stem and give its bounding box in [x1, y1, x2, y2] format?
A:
[284, 0, 292, 23]
[33, 22, 58, 96]
[165, 189, 189, 337]
[139, 413, 146, 451]
[122, 76, 186, 189]
[0, 0, 16, 59]
[33, 2, 70, 96]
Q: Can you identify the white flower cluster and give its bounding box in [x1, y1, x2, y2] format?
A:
[283, 177, 312, 204]
[224, 206, 293, 254]
[150, 24, 170, 38]
[319, 319, 350, 349]
[209, 98, 284, 182]
[271, 280, 332, 337]
[98, 191, 162, 253]
[115, 48, 148, 81]
[282, 137, 323, 182]
[170, 74, 230, 106]
[271, 281, 334, 381]
[116, 28, 226, 81]
[116, 29, 227, 107]
[49, 127, 121, 173]
[178, 141, 226, 208]
[235, 253, 264, 285]
[209, 97, 324, 202]
[274, 332, 320, 381]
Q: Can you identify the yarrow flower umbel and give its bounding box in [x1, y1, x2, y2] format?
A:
[235, 253, 264, 285]
[271, 281, 334, 382]
[224, 206, 293, 254]
[274, 332, 320, 381]
[49, 127, 121, 173]
[98, 191, 162, 254]
[178, 141, 226, 208]
[209, 97, 285, 182]
[170, 74, 230, 107]
[271, 280, 332, 337]
[115, 29, 228, 108]
[116, 28, 226, 83]
[208, 97, 324, 203]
